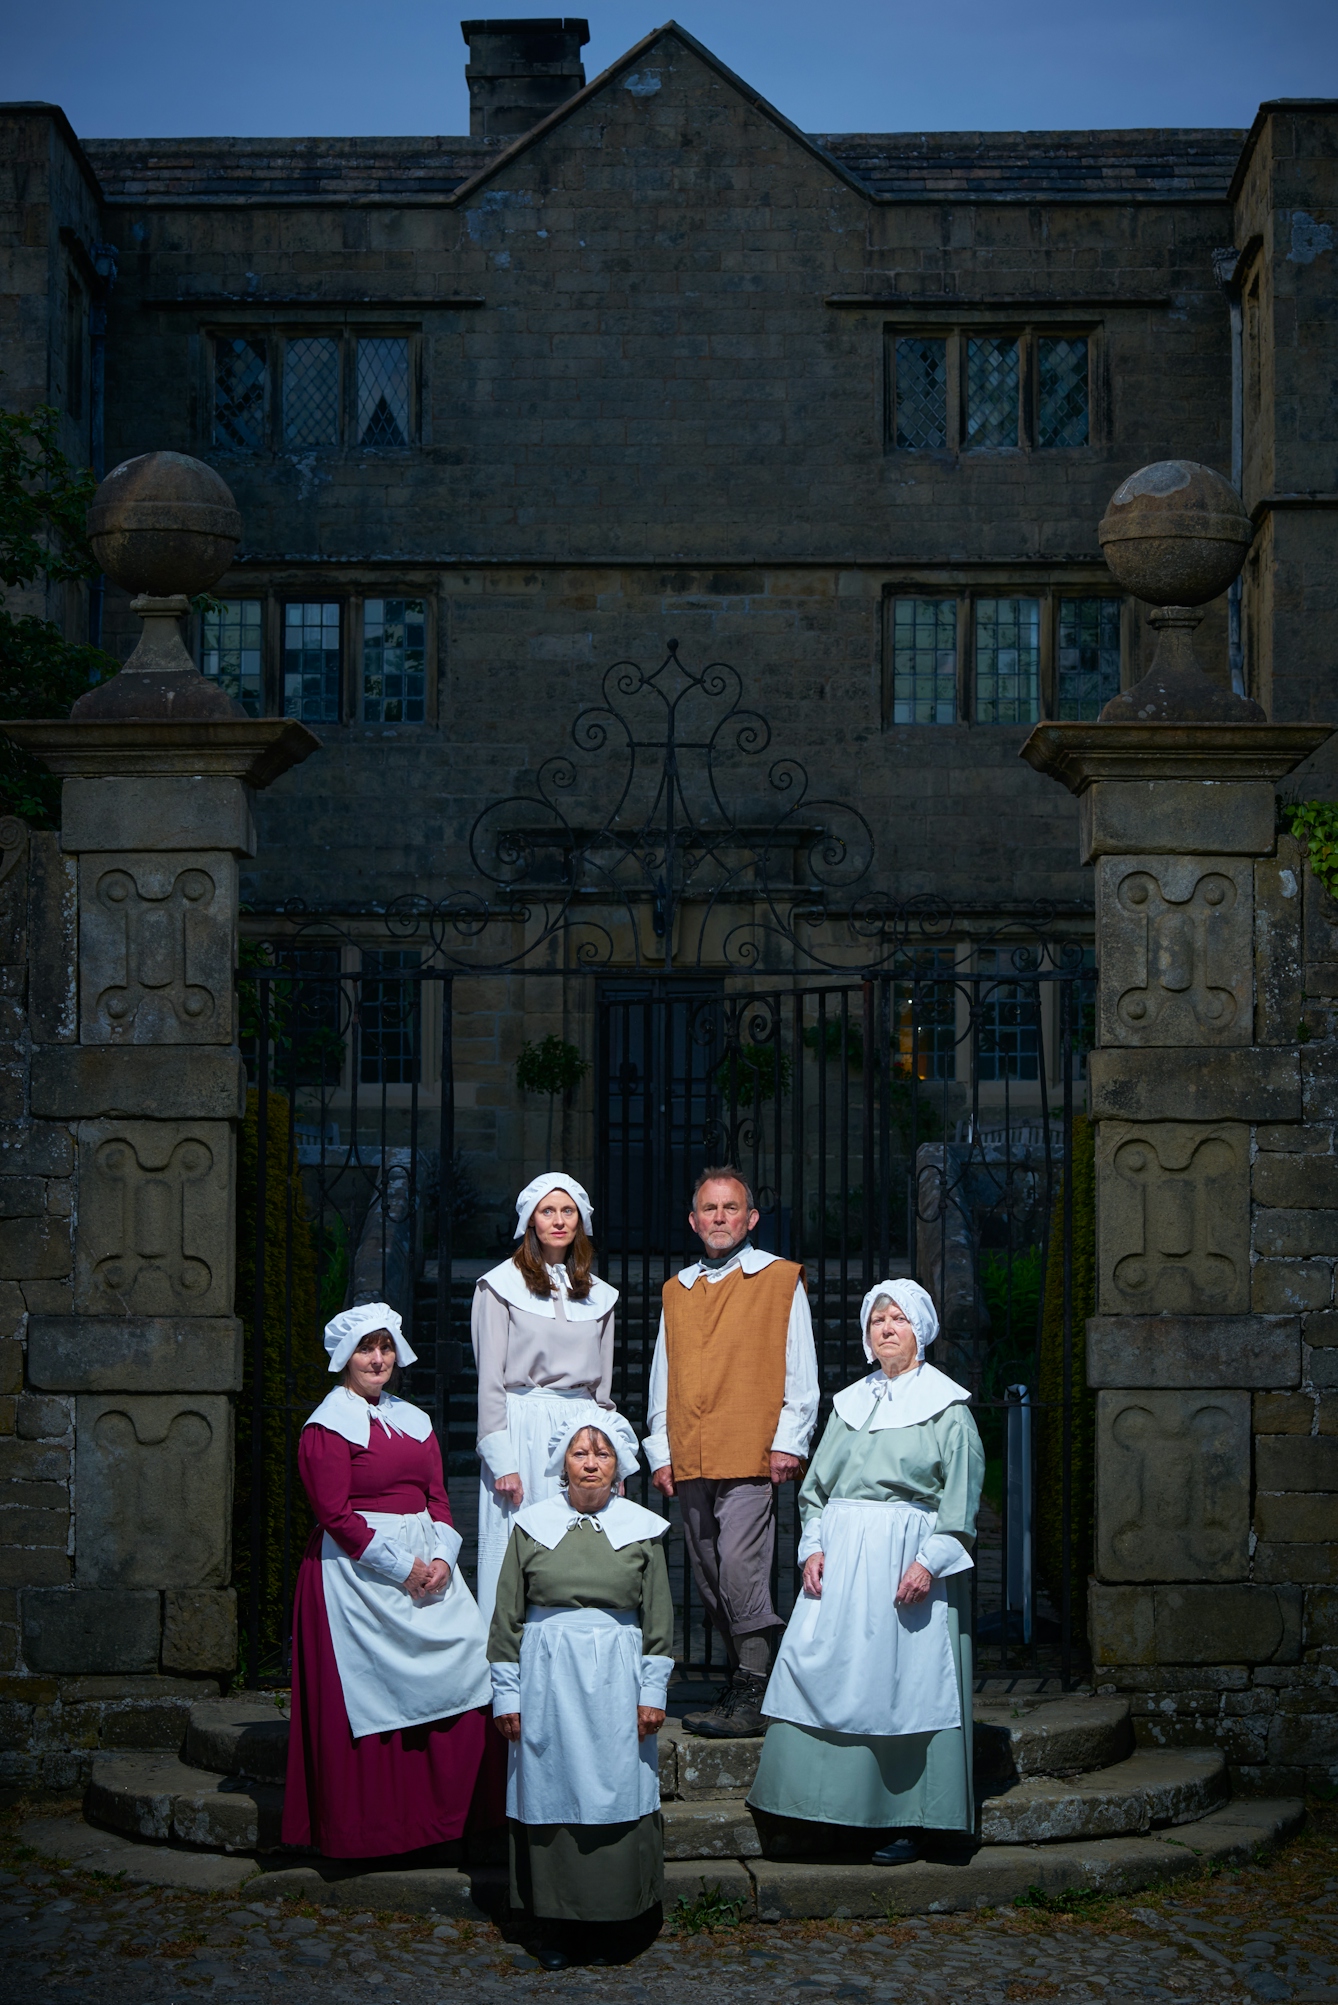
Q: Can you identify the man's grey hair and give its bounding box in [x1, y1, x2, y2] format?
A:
[691, 1164, 756, 1211]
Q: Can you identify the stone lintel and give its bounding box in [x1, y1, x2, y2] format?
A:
[1088, 1581, 1303, 1668]
[1086, 1314, 1301, 1388]
[1079, 780, 1278, 861]
[1089, 1047, 1302, 1123]
[0, 717, 320, 790]
[21, 1587, 161, 1674]
[61, 776, 256, 857]
[1019, 721, 1332, 796]
[27, 1317, 243, 1393]
[30, 1045, 246, 1120]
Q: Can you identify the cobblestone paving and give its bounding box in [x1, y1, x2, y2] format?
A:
[3, 1814, 1336, 2005]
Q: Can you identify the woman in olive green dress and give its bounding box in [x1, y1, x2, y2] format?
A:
[749, 1277, 984, 1864]
[489, 1409, 673, 1967]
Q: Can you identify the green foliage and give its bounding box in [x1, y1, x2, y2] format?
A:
[671, 1877, 748, 1933]
[802, 1016, 864, 1070]
[979, 1245, 1045, 1399]
[314, 1211, 350, 1325]
[516, 1034, 590, 1100]
[1013, 1882, 1107, 1913]
[1285, 801, 1338, 903]
[715, 1037, 793, 1107]
[1036, 1114, 1097, 1643]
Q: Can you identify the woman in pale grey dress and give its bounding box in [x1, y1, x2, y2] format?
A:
[471, 1173, 617, 1618]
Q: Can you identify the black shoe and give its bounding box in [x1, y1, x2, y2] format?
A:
[872, 1837, 920, 1866]
[533, 1942, 569, 1970]
[694, 1668, 768, 1738]
[681, 1682, 732, 1735]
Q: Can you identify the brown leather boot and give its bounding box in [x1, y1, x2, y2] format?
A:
[692, 1667, 768, 1738]
[681, 1681, 733, 1735]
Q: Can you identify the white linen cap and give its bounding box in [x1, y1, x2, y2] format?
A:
[545, 1405, 641, 1482]
[324, 1301, 417, 1374]
[513, 1171, 594, 1241]
[859, 1277, 939, 1362]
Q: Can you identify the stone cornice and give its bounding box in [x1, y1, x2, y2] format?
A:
[1019, 721, 1332, 794]
[1, 718, 320, 790]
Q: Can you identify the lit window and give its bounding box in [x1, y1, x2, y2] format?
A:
[895, 948, 958, 1082]
[891, 599, 956, 725]
[1038, 337, 1089, 447]
[283, 602, 342, 722]
[200, 599, 263, 716]
[360, 949, 421, 1085]
[895, 337, 947, 449]
[214, 337, 267, 452]
[965, 338, 1019, 450]
[358, 339, 410, 449]
[975, 598, 1039, 724]
[363, 598, 426, 723]
[1058, 598, 1121, 719]
[283, 337, 340, 448]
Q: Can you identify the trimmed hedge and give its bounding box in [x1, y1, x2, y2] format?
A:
[1036, 1112, 1096, 1644]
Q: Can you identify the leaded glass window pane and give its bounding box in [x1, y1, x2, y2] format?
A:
[363, 598, 426, 723]
[283, 337, 340, 448]
[283, 601, 342, 722]
[360, 949, 421, 1085]
[975, 597, 1040, 724]
[213, 337, 267, 452]
[199, 598, 263, 716]
[974, 948, 1040, 1082]
[895, 337, 947, 449]
[1038, 337, 1089, 448]
[965, 337, 1019, 450]
[895, 947, 957, 1082]
[1058, 597, 1121, 720]
[357, 338, 410, 449]
[891, 598, 956, 725]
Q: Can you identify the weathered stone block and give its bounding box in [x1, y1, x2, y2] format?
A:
[1255, 1544, 1338, 1585]
[1255, 1493, 1338, 1543]
[1255, 1154, 1338, 1208]
[1086, 1315, 1299, 1389]
[20, 1279, 71, 1315]
[0, 1338, 20, 1394]
[0, 1214, 71, 1282]
[1306, 1587, 1338, 1646]
[1096, 856, 1252, 1046]
[0, 1124, 73, 1176]
[1252, 1259, 1334, 1313]
[74, 1394, 232, 1588]
[78, 852, 236, 1045]
[1267, 1713, 1338, 1765]
[0, 1548, 70, 1588]
[0, 1503, 69, 1546]
[1306, 1310, 1338, 1347]
[1255, 1210, 1338, 1258]
[0, 819, 28, 968]
[161, 1589, 236, 1675]
[1256, 1436, 1338, 1491]
[0, 1279, 23, 1337]
[32, 1048, 246, 1122]
[27, 1316, 244, 1393]
[75, 1121, 234, 1316]
[1098, 1122, 1249, 1315]
[1088, 1581, 1302, 1666]
[0, 1439, 68, 1482]
[1081, 781, 1277, 862]
[1302, 1047, 1338, 1124]
[1312, 1348, 1338, 1388]
[0, 1177, 45, 1217]
[15, 1394, 70, 1441]
[61, 778, 256, 858]
[1089, 1048, 1301, 1124]
[25, 834, 76, 1044]
[1096, 1389, 1250, 1581]
[21, 1588, 160, 1674]
[1254, 1391, 1315, 1433]
[1255, 1124, 1329, 1153]
[1256, 841, 1305, 1045]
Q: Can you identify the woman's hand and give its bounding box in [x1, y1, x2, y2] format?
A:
[494, 1712, 521, 1742]
[406, 1559, 451, 1601]
[403, 1557, 431, 1598]
[637, 1706, 665, 1741]
[494, 1473, 524, 1507]
[894, 1560, 934, 1608]
[802, 1552, 825, 1598]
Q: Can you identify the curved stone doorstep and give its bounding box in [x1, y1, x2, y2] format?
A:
[85, 1754, 285, 1855]
[979, 1748, 1228, 1846]
[186, 1698, 291, 1785]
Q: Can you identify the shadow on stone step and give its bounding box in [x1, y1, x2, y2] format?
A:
[751, 1808, 977, 1865]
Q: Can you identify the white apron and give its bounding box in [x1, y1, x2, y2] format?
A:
[321, 1506, 493, 1739]
[507, 1605, 660, 1826]
[762, 1498, 963, 1739]
[476, 1387, 605, 1620]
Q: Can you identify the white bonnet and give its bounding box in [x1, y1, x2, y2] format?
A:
[545, 1405, 641, 1482]
[859, 1278, 939, 1362]
[514, 1172, 594, 1241]
[324, 1301, 417, 1374]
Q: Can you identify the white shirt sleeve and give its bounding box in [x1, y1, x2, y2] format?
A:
[770, 1280, 820, 1459]
[642, 1314, 670, 1471]
[358, 1530, 416, 1584]
[916, 1530, 973, 1577]
[431, 1520, 463, 1571]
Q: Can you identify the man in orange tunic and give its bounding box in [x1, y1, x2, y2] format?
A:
[643, 1166, 819, 1737]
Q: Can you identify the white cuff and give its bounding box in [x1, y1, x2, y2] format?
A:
[769, 1420, 812, 1460]
[478, 1429, 517, 1480]
[916, 1532, 973, 1578]
[797, 1514, 824, 1564]
[491, 1661, 521, 1713]
[359, 1531, 415, 1583]
[642, 1429, 671, 1473]
[432, 1521, 463, 1570]
[638, 1654, 674, 1709]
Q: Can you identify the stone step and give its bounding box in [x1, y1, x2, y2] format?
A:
[973, 1695, 1132, 1785]
[85, 1754, 286, 1855]
[186, 1697, 291, 1784]
[979, 1748, 1228, 1845]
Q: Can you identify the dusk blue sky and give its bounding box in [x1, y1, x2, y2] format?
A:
[7, 0, 1337, 139]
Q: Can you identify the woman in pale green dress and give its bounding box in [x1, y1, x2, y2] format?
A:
[749, 1277, 984, 1864]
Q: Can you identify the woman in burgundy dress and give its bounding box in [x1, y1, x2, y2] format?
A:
[283, 1301, 502, 1858]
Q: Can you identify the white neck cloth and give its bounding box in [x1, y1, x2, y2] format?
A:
[303, 1384, 434, 1447]
[478, 1257, 617, 1323]
[515, 1491, 669, 1552]
[833, 1362, 971, 1432]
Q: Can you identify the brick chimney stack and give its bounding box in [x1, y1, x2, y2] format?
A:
[461, 18, 590, 139]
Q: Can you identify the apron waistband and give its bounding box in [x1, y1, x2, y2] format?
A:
[360, 1508, 435, 1533]
[506, 1385, 599, 1403]
[524, 1603, 638, 1629]
[825, 1496, 935, 1518]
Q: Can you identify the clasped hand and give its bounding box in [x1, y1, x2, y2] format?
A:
[801, 1552, 933, 1606]
[495, 1706, 665, 1744]
[404, 1557, 451, 1600]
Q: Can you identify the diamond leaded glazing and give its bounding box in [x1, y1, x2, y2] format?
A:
[283, 602, 341, 722]
[965, 338, 1019, 450]
[1058, 596, 1121, 718]
[891, 598, 956, 724]
[213, 338, 267, 452]
[357, 338, 410, 449]
[975, 597, 1040, 723]
[199, 598, 263, 715]
[1038, 337, 1089, 447]
[363, 598, 426, 722]
[895, 338, 947, 449]
[283, 337, 340, 448]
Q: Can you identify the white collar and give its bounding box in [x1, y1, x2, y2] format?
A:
[675, 1244, 781, 1288]
[832, 1363, 971, 1432]
[304, 1385, 435, 1448]
[514, 1492, 669, 1552]
[479, 1257, 618, 1322]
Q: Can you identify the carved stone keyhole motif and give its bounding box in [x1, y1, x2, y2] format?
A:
[92, 1134, 215, 1308]
[1116, 869, 1237, 1035]
[1107, 1128, 1243, 1312]
[1106, 1396, 1246, 1577]
[89, 1407, 218, 1583]
[92, 863, 217, 1037]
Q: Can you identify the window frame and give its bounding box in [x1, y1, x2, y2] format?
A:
[882, 584, 1127, 726]
[193, 587, 438, 728]
[885, 320, 1102, 455]
[205, 325, 421, 456]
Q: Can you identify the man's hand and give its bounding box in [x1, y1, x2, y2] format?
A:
[637, 1706, 666, 1741]
[494, 1712, 521, 1742]
[651, 1464, 675, 1498]
[494, 1472, 523, 1507]
[802, 1552, 825, 1598]
[769, 1451, 802, 1486]
[894, 1561, 934, 1608]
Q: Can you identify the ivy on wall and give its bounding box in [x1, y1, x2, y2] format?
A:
[1036, 1113, 1096, 1646]
[1284, 802, 1338, 903]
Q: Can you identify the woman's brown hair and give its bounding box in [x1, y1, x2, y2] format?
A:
[512, 1218, 595, 1302]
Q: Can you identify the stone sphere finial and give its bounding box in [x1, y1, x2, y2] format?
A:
[1095, 459, 1263, 723]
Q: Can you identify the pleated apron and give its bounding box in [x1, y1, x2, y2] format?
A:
[321, 1507, 493, 1739]
[762, 1498, 962, 1739]
[508, 1605, 661, 1826]
[475, 1387, 604, 1620]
